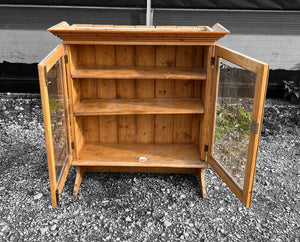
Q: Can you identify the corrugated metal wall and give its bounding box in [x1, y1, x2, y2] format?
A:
[0, 6, 299, 70]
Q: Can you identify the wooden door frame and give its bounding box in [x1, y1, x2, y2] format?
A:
[38, 44, 73, 207]
[208, 44, 269, 207]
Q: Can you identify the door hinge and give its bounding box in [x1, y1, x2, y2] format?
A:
[211, 57, 215, 66]
[205, 144, 209, 152]
[43, 66, 51, 86]
[251, 120, 259, 135]
[64, 55, 68, 64]
[55, 189, 59, 206]
[71, 142, 75, 149]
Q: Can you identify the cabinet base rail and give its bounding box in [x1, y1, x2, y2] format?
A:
[73, 166, 207, 199]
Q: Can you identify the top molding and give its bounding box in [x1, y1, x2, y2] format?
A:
[48, 21, 230, 45]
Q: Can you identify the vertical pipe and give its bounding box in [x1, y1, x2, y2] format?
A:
[146, 0, 151, 26]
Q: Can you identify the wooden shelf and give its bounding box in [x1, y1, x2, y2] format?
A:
[72, 66, 207, 80]
[74, 98, 204, 116]
[72, 143, 208, 168]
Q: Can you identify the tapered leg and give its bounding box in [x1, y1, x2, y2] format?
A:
[73, 167, 85, 196]
[198, 168, 207, 199]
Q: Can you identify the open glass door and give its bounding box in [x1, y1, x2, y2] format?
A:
[208, 45, 269, 207]
[38, 45, 72, 207]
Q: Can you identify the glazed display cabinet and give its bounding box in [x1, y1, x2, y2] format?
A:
[38, 22, 269, 208]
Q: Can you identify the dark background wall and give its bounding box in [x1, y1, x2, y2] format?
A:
[0, 2, 299, 95]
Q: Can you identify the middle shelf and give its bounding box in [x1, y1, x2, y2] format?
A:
[72, 65, 207, 80]
[74, 98, 204, 116]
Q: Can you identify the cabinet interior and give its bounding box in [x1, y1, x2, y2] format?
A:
[68, 44, 210, 168]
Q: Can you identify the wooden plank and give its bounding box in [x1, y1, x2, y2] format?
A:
[173, 46, 195, 144]
[83, 116, 99, 143]
[99, 116, 118, 143]
[136, 115, 154, 143]
[74, 98, 204, 116]
[136, 45, 155, 98]
[95, 45, 116, 99]
[77, 45, 99, 142]
[155, 114, 174, 144]
[72, 143, 208, 168]
[77, 45, 97, 99]
[174, 114, 193, 144]
[72, 66, 206, 80]
[155, 46, 176, 98]
[118, 115, 136, 143]
[116, 45, 136, 99]
[155, 46, 175, 144]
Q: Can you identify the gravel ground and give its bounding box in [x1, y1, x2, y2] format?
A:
[0, 93, 299, 241]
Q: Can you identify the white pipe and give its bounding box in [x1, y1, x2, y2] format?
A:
[146, 0, 152, 25]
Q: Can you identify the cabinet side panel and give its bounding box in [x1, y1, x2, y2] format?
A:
[116, 45, 136, 99]
[192, 114, 200, 144]
[95, 45, 117, 99]
[199, 46, 214, 160]
[136, 46, 155, 143]
[65, 45, 84, 158]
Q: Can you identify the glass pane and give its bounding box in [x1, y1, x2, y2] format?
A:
[47, 58, 69, 182]
[213, 59, 256, 187]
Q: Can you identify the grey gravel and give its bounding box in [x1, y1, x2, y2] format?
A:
[0, 93, 299, 241]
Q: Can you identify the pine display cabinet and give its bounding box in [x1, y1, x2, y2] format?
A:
[38, 22, 269, 208]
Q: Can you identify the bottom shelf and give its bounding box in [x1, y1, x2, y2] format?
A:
[72, 143, 207, 169]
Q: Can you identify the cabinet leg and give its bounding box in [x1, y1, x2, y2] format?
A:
[198, 169, 207, 199]
[73, 167, 85, 196]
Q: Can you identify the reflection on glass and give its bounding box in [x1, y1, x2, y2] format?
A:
[47, 58, 69, 182]
[213, 59, 256, 187]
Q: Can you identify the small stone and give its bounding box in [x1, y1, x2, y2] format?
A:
[82, 221, 87, 226]
[125, 208, 130, 212]
[180, 194, 186, 199]
[1, 225, 9, 232]
[34, 193, 43, 200]
[50, 224, 57, 231]
[125, 216, 132, 222]
[0, 187, 5, 191]
[40, 227, 48, 235]
[218, 207, 225, 212]
[220, 229, 226, 234]
[146, 211, 151, 215]
[180, 235, 185, 240]
[164, 220, 172, 227]
[215, 186, 220, 191]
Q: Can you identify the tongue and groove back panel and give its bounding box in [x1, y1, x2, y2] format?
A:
[73, 44, 204, 146]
